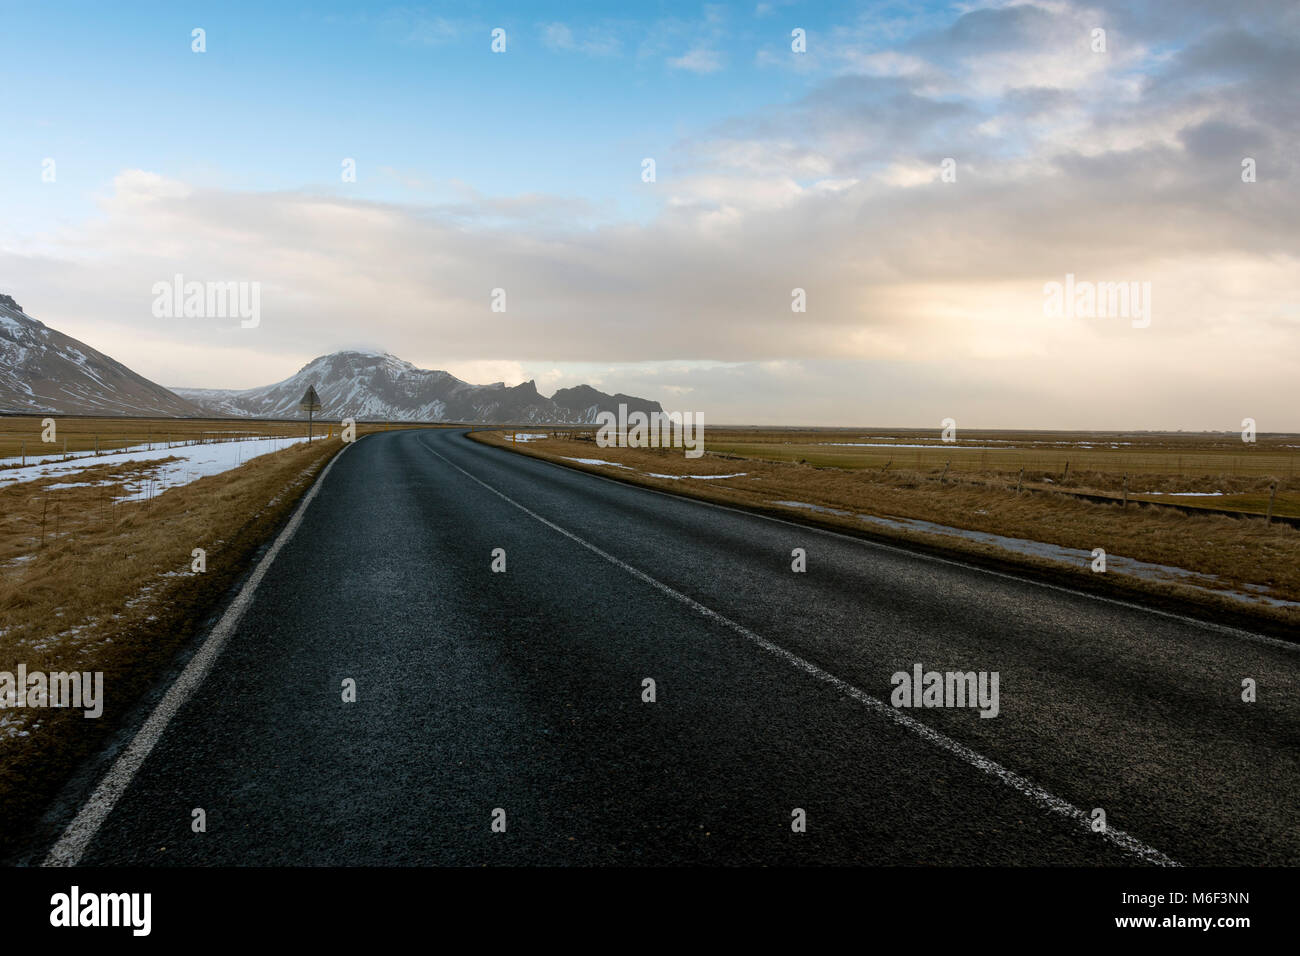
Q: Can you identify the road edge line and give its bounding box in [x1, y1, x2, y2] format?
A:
[469, 434, 1296, 653]
[41, 440, 355, 867]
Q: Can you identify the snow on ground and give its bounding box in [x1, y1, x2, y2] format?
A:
[772, 501, 851, 516]
[645, 472, 748, 480]
[0, 448, 115, 468]
[773, 500, 1299, 609]
[0, 436, 312, 491]
[507, 433, 549, 442]
[562, 457, 633, 469]
[559, 456, 744, 480]
[819, 442, 1019, 450]
[816, 438, 1136, 448]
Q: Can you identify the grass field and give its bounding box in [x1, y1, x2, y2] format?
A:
[0, 413, 374, 464]
[518, 426, 1300, 519]
[474, 428, 1300, 631]
[704, 428, 1297, 476]
[703, 430, 1300, 519]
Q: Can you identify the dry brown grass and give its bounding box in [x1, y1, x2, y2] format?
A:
[0, 414, 326, 462]
[514, 426, 1300, 515]
[700, 427, 1298, 477]
[702, 430, 1300, 515]
[473, 430, 1300, 631]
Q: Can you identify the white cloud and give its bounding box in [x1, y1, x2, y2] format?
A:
[669, 48, 724, 73]
[4, 0, 1298, 427]
[539, 21, 621, 56]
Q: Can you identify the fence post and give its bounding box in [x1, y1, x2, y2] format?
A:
[1267, 481, 1277, 523]
[1016, 468, 1023, 494]
[1122, 473, 1129, 508]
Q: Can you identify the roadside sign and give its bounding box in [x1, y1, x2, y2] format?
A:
[300, 385, 322, 440]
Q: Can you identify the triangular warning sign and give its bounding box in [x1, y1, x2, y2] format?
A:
[299, 385, 322, 411]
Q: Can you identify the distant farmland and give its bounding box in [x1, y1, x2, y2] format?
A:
[0, 414, 445, 464]
[510, 426, 1300, 518]
[703, 429, 1298, 481]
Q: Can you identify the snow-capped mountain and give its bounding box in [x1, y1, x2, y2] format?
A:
[173, 350, 664, 423]
[0, 294, 204, 416]
[0, 294, 662, 422]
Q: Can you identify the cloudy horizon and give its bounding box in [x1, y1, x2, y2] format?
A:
[2, 0, 1297, 429]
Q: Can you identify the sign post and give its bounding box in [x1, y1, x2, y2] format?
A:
[299, 385, 322, 442]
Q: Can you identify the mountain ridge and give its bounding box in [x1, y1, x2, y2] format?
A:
[0, 294, 205, 416]
[0, 296, 663, 423]
[173, 350, 663, 423]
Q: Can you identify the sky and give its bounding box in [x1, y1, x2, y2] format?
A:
[0, 0, 1297, 428]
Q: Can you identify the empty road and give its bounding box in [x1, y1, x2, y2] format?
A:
[39, 428, 1300, 866]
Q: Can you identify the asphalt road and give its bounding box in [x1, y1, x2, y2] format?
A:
[46, 428, 1300, 865]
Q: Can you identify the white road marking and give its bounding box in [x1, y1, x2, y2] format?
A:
[425, 440, 1180, 867]
[483, 437, 1297, 654]
[43, 442, 355, 867]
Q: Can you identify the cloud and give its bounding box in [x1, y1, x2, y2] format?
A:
[3, 0, 1298, 427]
[539, 21, 621, 56]
[669, 48, 724, 73]
[7, 136, 1297, 427]
[378, 10, 466, 47]
[541, 22, 577, 50]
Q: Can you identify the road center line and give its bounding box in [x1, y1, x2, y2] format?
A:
[473, 436, 1296, 654]
[425, 438, 1179, 867]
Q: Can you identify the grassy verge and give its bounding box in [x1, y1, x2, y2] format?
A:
[472, 430, 1300, 635]
[0, 414, 323, 462]
[0, 433, 348, 861]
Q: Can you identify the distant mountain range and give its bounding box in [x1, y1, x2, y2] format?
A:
[0, 294, 661, 422]
[174, 350, 662, 423]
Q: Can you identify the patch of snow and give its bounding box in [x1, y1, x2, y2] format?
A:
[561, 457, 633, 469]
[770, 500, 1300, 609]
[819, 442, 1018, 450]
[774, 500, 852, 516]
[0, 436, 313, 489]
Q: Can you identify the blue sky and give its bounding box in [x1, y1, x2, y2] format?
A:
[1, 1, 1298, 427]
[3, 1, 872, 228]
